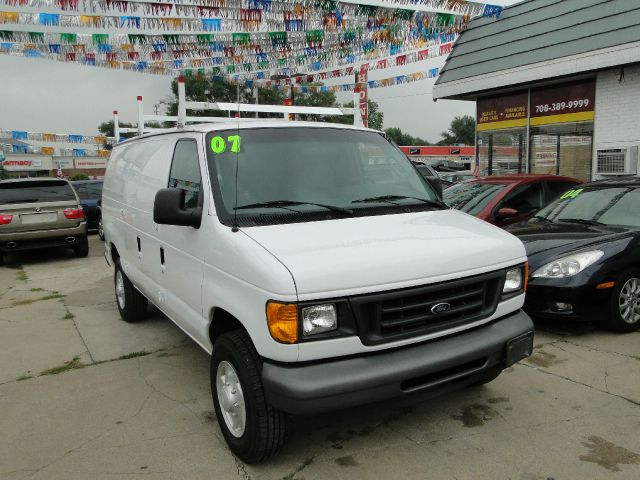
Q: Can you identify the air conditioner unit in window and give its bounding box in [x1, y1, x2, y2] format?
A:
[596, 146, 638, 175]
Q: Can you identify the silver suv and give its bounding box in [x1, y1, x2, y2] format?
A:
[0, 178, 88, 265]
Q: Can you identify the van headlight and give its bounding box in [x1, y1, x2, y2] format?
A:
[302, 304, 337, 336]
[532, 250, 604, 278]
[503, 267, 524, 293]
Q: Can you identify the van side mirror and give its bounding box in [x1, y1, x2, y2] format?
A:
[496, 207, 519, 220]
[153, 188, 201, 228]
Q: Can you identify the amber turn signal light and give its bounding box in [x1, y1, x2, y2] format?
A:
[524, 262, 529, 292]
[266, 301, 298, 344]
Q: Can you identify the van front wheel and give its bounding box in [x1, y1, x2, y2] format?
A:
[211, 330, 286, 464]
[114, 260, 147, 322]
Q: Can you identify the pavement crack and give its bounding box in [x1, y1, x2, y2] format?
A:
[522, 363, 640, 408]
[66, 305, 95, 364]
[135, 358, 203, 422]
[234, 455, 254, 480]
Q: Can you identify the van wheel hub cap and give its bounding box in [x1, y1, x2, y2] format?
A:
[115, 271, 125, 309]
[619, 278, 640, 324]
[216, 361, 246, 438]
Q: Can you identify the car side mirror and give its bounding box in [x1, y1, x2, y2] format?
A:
[496, 207, 519, 219]
[153, 188, 201, 228]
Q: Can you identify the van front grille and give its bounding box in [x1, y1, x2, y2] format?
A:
[349, 270, 504, 346]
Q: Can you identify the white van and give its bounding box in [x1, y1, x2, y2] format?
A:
[103, 122, 534, 463]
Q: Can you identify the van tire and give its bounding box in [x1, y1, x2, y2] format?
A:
[74, 237, 89, 258]
[211, 330, 286, 464]
[114, 260, 147, 323]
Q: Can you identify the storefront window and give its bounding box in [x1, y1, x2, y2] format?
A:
[529, 122, 593, 181]
[478, 128, 527, 176]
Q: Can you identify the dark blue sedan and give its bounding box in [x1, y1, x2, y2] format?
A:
[72, 180, 103, 239]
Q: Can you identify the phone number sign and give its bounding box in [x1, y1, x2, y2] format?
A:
[530, 81, 595, 118]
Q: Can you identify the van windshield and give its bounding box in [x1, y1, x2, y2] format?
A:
[205, 127, 442, 226]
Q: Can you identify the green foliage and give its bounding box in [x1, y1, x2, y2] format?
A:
[97, 77, 383, 135]
[439, 115, 476, 146]
[70, 173, 90, 181]
[384, 127, 430, 146]
[332, 100, 383, 130]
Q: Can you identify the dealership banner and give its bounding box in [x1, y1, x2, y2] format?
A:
[477, 92, 528, 131]
[530, 81, 595, 126]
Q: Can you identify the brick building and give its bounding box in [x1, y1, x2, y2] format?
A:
[433, 0, 640, 181]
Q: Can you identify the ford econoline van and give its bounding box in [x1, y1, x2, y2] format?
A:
[103, 122, 534, 463]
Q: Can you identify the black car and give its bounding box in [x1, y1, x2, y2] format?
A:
[506, 178, 640, 333]
[71, 180, 104, 239]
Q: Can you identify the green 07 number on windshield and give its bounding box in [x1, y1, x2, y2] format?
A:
[210, 135, 241, 154]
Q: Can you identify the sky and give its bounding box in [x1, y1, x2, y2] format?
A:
[0, 0, 521, 144]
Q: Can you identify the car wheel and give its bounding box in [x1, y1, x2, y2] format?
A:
[114, 260, 148, 323]
[211, 330, 286, 464]
[73, 236, 89, 258]
[607, 270, 640, 333]
[97, 216, 105, 241]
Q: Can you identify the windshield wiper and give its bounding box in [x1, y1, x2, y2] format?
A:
[557, 218, 606, 226]
[532, 215, 553, 223]
[351, 194, 446, 209]
[234, 200, 353, 215]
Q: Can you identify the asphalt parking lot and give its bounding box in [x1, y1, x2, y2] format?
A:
[1, 235, 640, 480]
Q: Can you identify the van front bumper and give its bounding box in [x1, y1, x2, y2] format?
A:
[262, 309, 533, 415]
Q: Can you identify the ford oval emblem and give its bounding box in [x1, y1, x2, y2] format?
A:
[431, 302, 451, 314]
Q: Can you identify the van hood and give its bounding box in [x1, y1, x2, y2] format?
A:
[242, 210, 526, 297]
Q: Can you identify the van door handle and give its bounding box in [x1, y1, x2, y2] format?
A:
[160, 247, 165, 266]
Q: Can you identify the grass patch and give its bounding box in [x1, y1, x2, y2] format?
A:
[39, 357, 84, 376]
[63, 311, 75, 320]
[30, 288, 44, 292]
[16, 373, 34, 381]
[16, 270, 28, 282]
[119, 351, 149, 360]
[12, 293, 66, 307]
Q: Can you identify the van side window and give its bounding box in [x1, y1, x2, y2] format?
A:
[168, 140, 201, 209]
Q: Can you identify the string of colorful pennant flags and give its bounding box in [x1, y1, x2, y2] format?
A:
[0, 0, 503, 89]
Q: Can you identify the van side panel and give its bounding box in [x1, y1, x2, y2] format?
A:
[103, 137, 173, 301]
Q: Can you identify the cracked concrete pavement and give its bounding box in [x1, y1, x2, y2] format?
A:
[2, 235, 640, 479]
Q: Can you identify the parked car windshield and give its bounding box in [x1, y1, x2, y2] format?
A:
[535, 185, 640, 227]
[73, 182, 103, 200]
[0, 181, 76, 204]
[205, 127, 440, 226]
[443, 181, 508, 215]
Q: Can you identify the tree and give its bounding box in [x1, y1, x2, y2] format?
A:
[70, 173, 90, 181]
[384, 127, 430, 146]
[97, 119, 162, 150]
[439, 115, 475, 145]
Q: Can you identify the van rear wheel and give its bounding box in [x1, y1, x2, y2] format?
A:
[114, 260, 147, 323]
[211, 330, 286, 464]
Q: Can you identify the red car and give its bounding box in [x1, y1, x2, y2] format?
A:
[443, 174, 582, 227]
